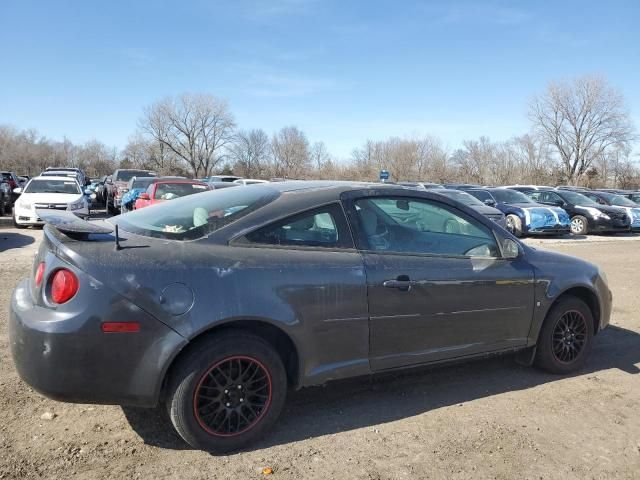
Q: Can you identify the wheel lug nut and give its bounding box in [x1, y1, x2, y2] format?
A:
[226, 403, 231, 407]
[224, 389, 229, 394]
[237, 385, 242, 389]
[240, 398, 244, 402]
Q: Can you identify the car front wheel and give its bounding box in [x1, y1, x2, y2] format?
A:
[534, 296, 594, 374]
[570, 215, 588, 235]
[505, 214, 523, 237]
[166, 332, 287, 453]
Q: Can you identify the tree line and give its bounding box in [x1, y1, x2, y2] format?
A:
[0, 74, 637, 188]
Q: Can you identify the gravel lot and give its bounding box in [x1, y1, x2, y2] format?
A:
[1, 227, 639, 479]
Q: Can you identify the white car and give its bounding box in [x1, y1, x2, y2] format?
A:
[233, 179, 269, 186]
[12, 176, 89, 228]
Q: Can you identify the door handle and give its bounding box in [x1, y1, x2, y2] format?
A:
[383, 275, 415, 292]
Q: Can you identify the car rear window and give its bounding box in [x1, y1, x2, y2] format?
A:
[115, 170, 155, 182]
[114, 185, 279, 240]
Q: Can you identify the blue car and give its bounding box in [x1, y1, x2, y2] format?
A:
[466, 188, 571, 237]
[120, 176, 158, 213]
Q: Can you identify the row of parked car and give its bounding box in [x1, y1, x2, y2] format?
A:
[84, 170, 269, 215]
[398, 182, 640, 236]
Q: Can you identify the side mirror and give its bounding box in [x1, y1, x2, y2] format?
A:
[13, 187, 22, 195]
[484, 199, 496, 206]
[553, 199, 564, 207]
[106, 176, 112, 183]
[502, 238, 520, 259]
[139, 193, 150, 200]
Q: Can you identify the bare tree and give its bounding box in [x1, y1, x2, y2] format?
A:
[270, 126, 311, 179]
[529, 75, 635, 184]
[139, 93, 236, 177]
[229, 129, 270, 178]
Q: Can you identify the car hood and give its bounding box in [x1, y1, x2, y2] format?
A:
[574, 204, 626, 215]
[524, 244, 598, 276]
[20, 192, 83, 203]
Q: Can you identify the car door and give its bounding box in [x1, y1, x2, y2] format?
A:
[232, 202, 370, 385]
[343, 192, 535, 371]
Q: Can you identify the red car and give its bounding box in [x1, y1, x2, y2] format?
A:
[134, 179, 211, 210]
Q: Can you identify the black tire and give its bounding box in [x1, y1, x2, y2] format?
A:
[166, 331, 287, 453]
[570, 215, 588, 235]
[12, 213, 26, 229]
[534, 296, 594, 374]
[505, 214, 523, 237]
[0, 197, 5, 216]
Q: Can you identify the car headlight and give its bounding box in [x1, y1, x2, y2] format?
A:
[19, 201, 32, 210]
[68, 200, 85, 210]
[584, 207, 609, 220]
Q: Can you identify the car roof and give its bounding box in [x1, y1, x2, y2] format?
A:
[31, 175, 80, 182]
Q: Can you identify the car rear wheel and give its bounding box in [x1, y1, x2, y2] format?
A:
[570, 215, 588, 235]
[0, 196, 5, 216]
[505, 214, 523, 237]
[166, 332, 287, 452]
[534, 296, 594, 374]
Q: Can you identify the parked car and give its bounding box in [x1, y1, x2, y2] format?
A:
[40, 170, 84, 185]
[396, 181, 444, 189]
[120, 176, 159, 213]
[433, 188, 507, 229]
[134, 179, 210, 210]
[1, 171, 21, 206]
[581, 191, 640, 232]
[233, 179, 270, 186]
[0, 179, 12, 215]
[106, 169, 156, 213]
[506, 185, 554, 192]
[207, 175, 242, 183]
[467, 188, 571, 237]
[10, 181, 611, 452]
[44, 167, 89, 186]
[618, 191, 640, 204]
[443, 183, 481, 190]
[524, 189, 631, 235]
[11, 176, 89, 228]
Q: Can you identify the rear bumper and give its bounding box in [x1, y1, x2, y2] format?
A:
[9, 278, 186, 407]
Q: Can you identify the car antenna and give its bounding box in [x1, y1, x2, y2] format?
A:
[114, 224, 122, 251]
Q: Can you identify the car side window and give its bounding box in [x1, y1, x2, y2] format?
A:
[241, 204, 353, 249]
[353, 197, 500, 257]
[469, 190, 491, 202]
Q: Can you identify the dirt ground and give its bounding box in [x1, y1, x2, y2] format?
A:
[1, 228, 639, 479]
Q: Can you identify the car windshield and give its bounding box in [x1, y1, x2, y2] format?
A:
[602, 193, 637, 207]
[559, 191, 598, 206]
[154, 182, 209, 200]
[24, 179, 81, 194]
[115, 185, 279, 240]
[489, 189, 535, 204]
[437, 190, 484, 206]
[116, 170, 154, 182]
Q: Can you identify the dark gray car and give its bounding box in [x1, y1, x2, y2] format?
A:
[10, 181, 612, 452]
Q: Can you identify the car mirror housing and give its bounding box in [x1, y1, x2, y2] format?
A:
[139, 193, 150, 200]
[502, 238, 520, 259]
[13, 187, 22, 195]
[484, 199, 496, 206]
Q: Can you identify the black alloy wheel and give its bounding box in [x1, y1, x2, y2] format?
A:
[193, 356, 272, 437]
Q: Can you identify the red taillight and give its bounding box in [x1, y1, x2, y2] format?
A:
[50, 269, 79, 304]
[35, 262, 45, 287]
[101, 322, 141, 333]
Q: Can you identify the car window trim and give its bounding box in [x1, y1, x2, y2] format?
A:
[229, 201, 357, 251]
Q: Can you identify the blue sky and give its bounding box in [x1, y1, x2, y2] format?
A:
[1, 0, 639, 158]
